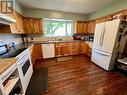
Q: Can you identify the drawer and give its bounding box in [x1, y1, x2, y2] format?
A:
[0, 64, 17, 82]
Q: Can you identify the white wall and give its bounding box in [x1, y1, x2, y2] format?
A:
[0, 34, 22, 45]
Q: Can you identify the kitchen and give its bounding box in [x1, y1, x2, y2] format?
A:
[1, 0, 127, 95]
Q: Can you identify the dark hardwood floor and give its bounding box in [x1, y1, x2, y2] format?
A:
[34, 55, 127, 95]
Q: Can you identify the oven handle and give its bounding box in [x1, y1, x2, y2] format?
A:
[17, 53, 29, 61]
[18, 57, 30, 67]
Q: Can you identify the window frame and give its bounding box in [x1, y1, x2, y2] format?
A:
[43, 18, 75, 37]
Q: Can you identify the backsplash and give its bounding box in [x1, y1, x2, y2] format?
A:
[0, 34, 23, 45]
[26, 35, 73, 42]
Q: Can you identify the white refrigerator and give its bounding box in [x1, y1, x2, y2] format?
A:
[91, 19, 122, 71]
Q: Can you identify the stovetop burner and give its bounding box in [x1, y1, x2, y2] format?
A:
[0, 48, 27, 58]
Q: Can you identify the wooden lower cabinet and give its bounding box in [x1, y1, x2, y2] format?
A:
[69, 42, 81, 55]
[81, 42, 92, 57]
[87, 45, 92, 57]
[81, 42, 88, 54]
[55, 42, 81, 57]
[55, 43, 63, 57]
[62, 43, 70, 56]
[30, 44, 43, 65]
[29, 42, 92, 65]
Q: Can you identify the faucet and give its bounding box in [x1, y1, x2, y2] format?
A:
[55, 37, 57, 41]
[58, 38, 62, 41]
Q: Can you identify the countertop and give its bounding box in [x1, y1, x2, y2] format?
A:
[33, 40, 85, 44]
[0, 40, 93, 74]
[0, 58, 17, 74]
[0, 43, 33, 58]
[0, 40, 92, 58]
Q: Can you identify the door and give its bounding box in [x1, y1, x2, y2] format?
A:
[100, 19, 120, 53]
[18, 57, 33, 93]
[93, 22, 105, 50]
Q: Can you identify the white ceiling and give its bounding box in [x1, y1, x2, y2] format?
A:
[17, 0, 115, 14]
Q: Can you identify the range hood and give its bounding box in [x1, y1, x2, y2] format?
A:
[0, 13, 16, 25]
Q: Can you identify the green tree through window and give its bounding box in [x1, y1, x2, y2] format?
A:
[44, 18, 75, 37]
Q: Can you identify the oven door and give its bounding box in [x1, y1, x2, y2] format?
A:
[17, 55, 33, 93]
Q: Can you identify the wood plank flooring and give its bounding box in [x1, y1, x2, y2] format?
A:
[34, 55, 127, 95]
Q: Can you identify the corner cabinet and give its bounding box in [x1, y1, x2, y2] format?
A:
[23, 18, 43, 34]
[31, 44, 43, 65]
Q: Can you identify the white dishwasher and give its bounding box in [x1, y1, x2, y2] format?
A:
[42, 44, 55, 59]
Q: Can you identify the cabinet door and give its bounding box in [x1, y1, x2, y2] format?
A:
[23, 18, 43, 34]
[23, 18, 34, 34]
[70, 42, 81, 55]
[76, 21, 87, 33]
[55, 43, 63, 57]
[81, 42, 88, 54]
[87, 45, 92, 57]
[10, 23, 18, 34]
[62, 43, 70, 56]
[82, 23, 87, 33]
[34, 19, 43, 34]
[76, 22, 82, 33]
[10, 12, 24, 34]
[32, 44, 43, 65]
[87, 21, 96, 33]
[15, 13, 24, 34]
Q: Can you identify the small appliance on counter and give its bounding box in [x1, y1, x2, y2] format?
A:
[0, 42, 7, 55]
[72, 33, 94, 41]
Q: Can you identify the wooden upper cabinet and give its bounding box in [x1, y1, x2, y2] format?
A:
[15, 13, 24, 34]
[10, 12, 24, 34]
[96, 16, 113, 24]
[23, 18, 43, 34]
[87, 21, 96, 33]
[76, 21, 87, 33]
[0, 12, 25, 34]
[0, 2, 24, 34]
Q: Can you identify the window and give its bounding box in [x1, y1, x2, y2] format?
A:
[43, 18, 75, 37]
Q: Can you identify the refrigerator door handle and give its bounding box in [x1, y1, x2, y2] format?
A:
[99, 25, 104, 47]
[101, 24, 106, 46]
[94, 50, 111, 56]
